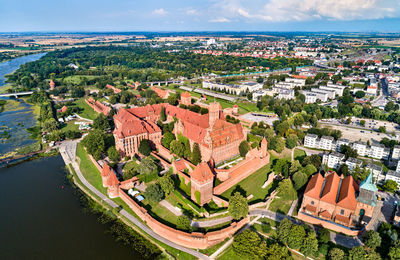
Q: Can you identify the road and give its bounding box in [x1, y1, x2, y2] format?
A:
[59, 140, 211, 260]
[249, 209, 363, 248]
[192, 216, 233, 228]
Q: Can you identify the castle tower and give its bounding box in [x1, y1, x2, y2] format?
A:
[208, 101, 221, 126]
[260, 138, 268, 158]
[181, 91, 191, 106]
[190, 162, 214, 206]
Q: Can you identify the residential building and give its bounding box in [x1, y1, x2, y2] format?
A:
[368, 143, 388, 160]
[252, 89, 270, 101]
[392, 145, 400, 160]
[320, 136, 335, 151]
[322, 152, 345, 169]
[345, 157, 363, 171]
[277, 88, 295, 100]
[303, 92, 317, 104]
[302, 90, 327, 102]
[336, 138, 351, 152]
[397, 160, 400, 172]
[365, 163, 384, 184]
[322, 84, 346, 96]
[353, 141, 368, 157]
[285, 77, 306, 86]
[386, 170, 400, 188]
[299, 172, 377, 232]
[311, 88, 336, 99]
[304, 134, 319, 149]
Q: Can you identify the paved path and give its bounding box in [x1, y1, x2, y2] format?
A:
[249, 209, 362, 248]
[59, 140, 210, 260]
[296, 146, 323, 156]
[209, 215, 261, 259]
[73, 113, 94, 123]
[160, 200, 182, 216]
[192, 216, 233, 228]
[287, 198, 298, 217]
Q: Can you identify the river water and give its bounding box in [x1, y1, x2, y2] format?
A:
[0, 55, 142, 259]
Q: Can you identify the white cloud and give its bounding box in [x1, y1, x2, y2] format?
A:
[209, 17, 231, 23]
[152, 8, 167, 15]
[210, 0, 400, 22]
[186, 8, 198, 15]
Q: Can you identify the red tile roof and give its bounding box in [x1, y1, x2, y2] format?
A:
[209, 119, 244, 148]
[335, 214, 351, 226]
[191, 162, 214, 183]
[304, 204, 317, 214]
[304, 173, 324, 200]
[336, 176, 358, 210]
[151, 86, 170, 99]
[320, 172, 341, 204]
[181, 91, 191, 98]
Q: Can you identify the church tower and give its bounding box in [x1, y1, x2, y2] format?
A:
[209, 101, 221, 126]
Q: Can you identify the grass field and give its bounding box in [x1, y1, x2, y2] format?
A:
[293, 148, 306, 162]
[268, 197, 293, 215]
[76, 142, 108, 194]
[60, 121, 79, 132]
[74, 98, 98, 120]
[217, 245, 244, 260]
[61, 75, 99, 85]
[219, 161, 274, 204]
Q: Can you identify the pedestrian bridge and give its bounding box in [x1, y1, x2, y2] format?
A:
[0, 91, 34, 98]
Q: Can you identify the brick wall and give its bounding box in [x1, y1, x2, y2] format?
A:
[88, 154, 103, 173]
[213, 153, 270, 195]
[212, 195, 229, 207]
[118, 187, 249, 249]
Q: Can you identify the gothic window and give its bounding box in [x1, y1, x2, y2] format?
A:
[311, 201, 314, 205]
[340, 209, 344, 215]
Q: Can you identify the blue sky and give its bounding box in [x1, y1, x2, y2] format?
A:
[1, 0, 400, 32]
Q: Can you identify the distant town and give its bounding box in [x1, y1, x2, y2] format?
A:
[1, 31, 400, 260]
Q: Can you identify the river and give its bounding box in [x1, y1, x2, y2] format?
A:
[0, 156, 136, 259]
[0, 55, 143, 259]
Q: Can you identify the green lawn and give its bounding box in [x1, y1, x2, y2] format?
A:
[60, 121, 79, 132]
[61, 75, 99, 85]
[74, 98, 98, 120]
[76, 142, 108, 194]
[219, 162, 274, 204]
[268, 197, 293, 215]
[293, 148, 306, 162]
[237, 101, 258, 114]
[217, 245, 246, 260]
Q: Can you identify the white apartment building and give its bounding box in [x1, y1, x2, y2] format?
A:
[392, 145, 400, 160]
[304, 134, 318, 148]
[336, 138, 351, 151]
[353, 141, 368, 157]
[252, 89, 270, 101]
[275, 82, 296, 89]
[301, 90, 328, 102]
[323, 152, 345, 169]
[365, 163, 384, 184]
[345, 157, 363, 171]
[320, 136, 335, 150]
[397, 160, 400, 172]
[368, 143, 389, 160]
[277, 88, 295, 100]
[311, 88, 336, 99]
[240, 82, 263, 92]
[386, 170, 400, 189]
[285, 77, 306, 86]
[304, 92, 317, 104]
[322, 84, 346, 96]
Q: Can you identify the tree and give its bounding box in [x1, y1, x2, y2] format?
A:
[363, 230, 382, 250]
[355, 90, 365, 98]
[191, 143, 202, 165]
[318, 228, 331, 244]
[170, 140, 185, 157]
[269, 136, 285, 153]
[389, 245, 400, 260]
[277, 179, 297, 200]
[304, 164, 317, 176]
[340, 145, 358, 159]
[379, 126, 386, 133]
[176, 215, 191, 231]
[93, 113, 111, 131]
[138, 139, 152, 156]
[339, 164, 350, 176]
[290, 160, 302, 175]
[348, 246, 367, 259]
[157, 175, 174, 195]
[264, 243, 291, 260]
[136, 157, 158, 176]
[360, 120, 366, 126]
[232, 230, 266, 259]
[228, 192, 248, 220]
[285, 134, 298, 149]
[144, 183, 164, 203]
[239, 141, 250, 157]
[302, 154, 322, 168]
[301, 231, 319, 256]
[383, 180, 398, 193]
[264, 128, 275, 142]
[287, 225, 306, 249]
[82, 129, 105, 160]
[161, 132, 175, 149]
[273, 159, 290, 177]
[292, 171, 308, 190]
[107, 146, 120, 162]
[70, 86, 85, 98]
[160, 106, 166, 122]
[277, 218, 292, 244]
[42, 118, 59, 132]
[328, 248, 345, 260]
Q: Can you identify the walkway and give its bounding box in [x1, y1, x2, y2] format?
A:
[160, 200, 182, 216]
[59, 140, 210, 260]
[209, 215, 261, 259]
[249, 209, 362, 248]
[191, 216, 233, 228]
[73, 113, 94, 123]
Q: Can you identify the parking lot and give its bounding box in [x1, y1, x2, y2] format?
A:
[320, 118, 399, 142]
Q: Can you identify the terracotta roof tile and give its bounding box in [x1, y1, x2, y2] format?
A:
[191, 162, 214, 183]
[320, 172, 341, 204]
[336, 176, 358, 210]
[304, 173, 324, 200]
